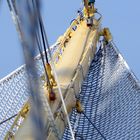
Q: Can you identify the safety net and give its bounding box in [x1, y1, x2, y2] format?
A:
[0, 42, 140, 140]
[0, 61, 44, 139]
[63, 43, 140, 140]
[0, 46, 58, 139]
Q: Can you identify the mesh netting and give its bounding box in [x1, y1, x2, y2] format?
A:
[0, 66, 28, 139]
[0, 45, 58, 139]
[0, 60, 44, 139]
[63, 43, 140, 140]
[1, 42, 140, 140]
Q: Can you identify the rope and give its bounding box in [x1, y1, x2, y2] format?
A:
[39, 12, 75, 140]
[35, 30, 51, 88]
[7, 0, 75, 139]
[0, 114, 17, 125]
[31, 1, 61, 139]
[36, 29, 61, 140]
[11, 0, 18, 15]
[82, 112, 107, 140]
[32, 0, 49, 64]
[7, 0, 23, 42]
[39, 18, 49, 64]
[35, 17, 52, 88]
[17, 0, 45, 139]
[7, 0, 61, 139]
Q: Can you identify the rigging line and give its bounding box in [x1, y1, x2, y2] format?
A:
[17, 0, 47, 139]
[32, 1, 61, 139]
[8, 0, 59, 139]
[39, 17, 49, 64]
[7, 1, 54, 139]
[82, 112, 107, 140]
[36, 31, 61, 140]
[36, 25, 44, 55]
[32, 1, 75, 138]
[32, 0, 45, 62]
[11, 0, 18, 15]
[7, 0, 12, 11]
[7, 0, 23, 42]
[36, 34, 61, 140]
[35, 29, 51, 88]
[32, 0, 49, 64]
[39, 15, 75, 140]
[0, 114, 18, 125]
[7, 0, 18, 24]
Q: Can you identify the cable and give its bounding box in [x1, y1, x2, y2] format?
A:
[32, 0, 52, 89]
[32, 0, 49, 64]
[35, 14, 61, 140]
[0, 114, 17, 125]
[7, 0, 23, 42]
[39, 15, 75, 140]
[82, 112, 107, 140]
[39, 17, 49, 64]
[35, 18, 51, 87]
[15, 1, 48, 139]
[7, 0, 59, 139]
[32, 0, 52, 88]
[32, 1, 61, 139]
[11, 0, 18, 15]
[35, 30, 51, 88]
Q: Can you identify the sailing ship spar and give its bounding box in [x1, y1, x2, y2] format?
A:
[0, 0, 140, 140]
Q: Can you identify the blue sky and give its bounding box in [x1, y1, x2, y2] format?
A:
[0, 0, 140, 80]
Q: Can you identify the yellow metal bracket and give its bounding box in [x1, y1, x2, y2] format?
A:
[45, 63, 57, 87]
[83, 0, 96, 18]
[5, 103, 30, 140]
[76, 100, 83, 113]
[100, 28, 112, 43]
[20, 103, 30, 118]
[41, 63, 57, 101]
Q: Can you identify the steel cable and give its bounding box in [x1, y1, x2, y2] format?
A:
[0, 114, 17, 125]
[38, 8, 75, 140]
